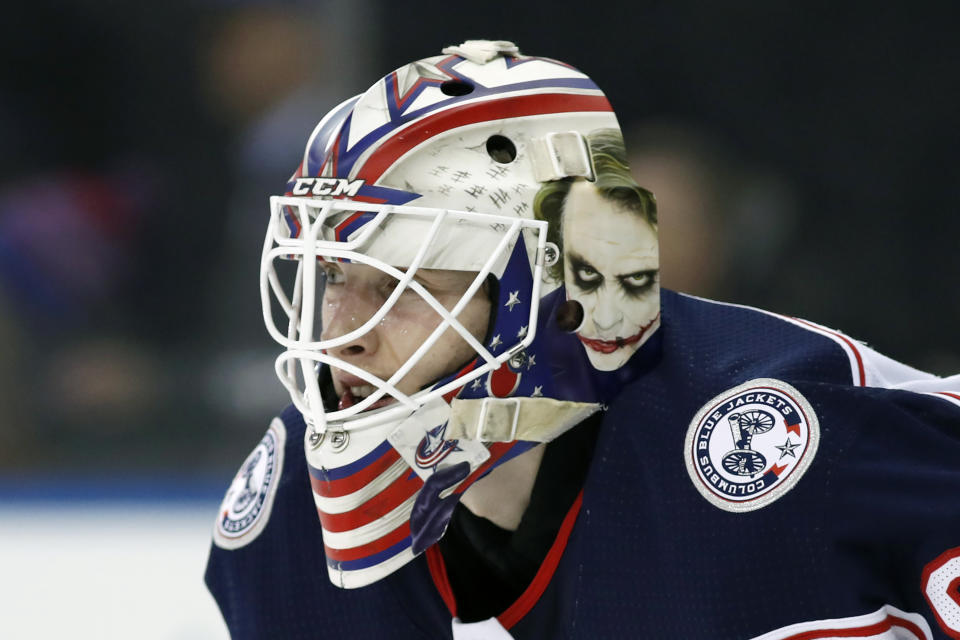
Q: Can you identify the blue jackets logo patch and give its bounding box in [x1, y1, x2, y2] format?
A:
[684, 378, 819, 512]
[213, 419, 286, 549]
[414, 423, 461, 469]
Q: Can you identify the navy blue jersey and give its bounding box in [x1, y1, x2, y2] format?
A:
[206, 290, 960, 639]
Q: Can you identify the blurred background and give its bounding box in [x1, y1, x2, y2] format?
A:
[0, 1, 957, 636]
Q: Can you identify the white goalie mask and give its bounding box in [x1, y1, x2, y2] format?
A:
[260, 40, 660, 588]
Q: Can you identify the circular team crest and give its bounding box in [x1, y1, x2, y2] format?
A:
[213, 419, 286, 549]
[684, 378, 819, 512]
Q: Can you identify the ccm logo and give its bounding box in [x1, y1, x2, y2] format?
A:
[291, 177, 364, 197]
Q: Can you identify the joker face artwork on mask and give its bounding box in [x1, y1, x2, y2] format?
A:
[534, 128, 660, 371]
[561, 180, 659, 371]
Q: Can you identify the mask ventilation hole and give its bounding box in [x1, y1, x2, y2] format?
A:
[486, 135, 517, 164]
[556, 300, 585, 333]
[440, 80, 474, 96]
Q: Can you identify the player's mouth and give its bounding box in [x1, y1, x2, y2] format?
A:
[337, 385, 397, 411]
[577, 314, 660, 354]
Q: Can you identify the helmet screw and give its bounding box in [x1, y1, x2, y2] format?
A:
[543, 242, 560, 267]
[329, 430, 350, 453]
[307, 429, 325, 449]
[509, 350, 527, 369]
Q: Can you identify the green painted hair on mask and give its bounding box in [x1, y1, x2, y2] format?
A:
[533, 128, 657, 282]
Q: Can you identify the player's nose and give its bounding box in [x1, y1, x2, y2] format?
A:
[319, 286, 381, 358]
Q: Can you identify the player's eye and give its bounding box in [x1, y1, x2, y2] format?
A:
[379, 276, 405, 298]
[320, 264, 345, 285]
[617, 269, 658, 297]
[404, 270, 450, 298]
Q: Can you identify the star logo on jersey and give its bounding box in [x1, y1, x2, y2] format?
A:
[504, 291, 522, 311]
[684, 379, 819, 513]
[775, 439, 800, 460]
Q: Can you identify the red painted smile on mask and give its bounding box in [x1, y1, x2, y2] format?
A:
[576, 314, 660, 354]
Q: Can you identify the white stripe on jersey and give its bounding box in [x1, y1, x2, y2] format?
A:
[749, 604, 932, 640]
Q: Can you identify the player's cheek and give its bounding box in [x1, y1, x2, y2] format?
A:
[461, 294, 491, 339]
[383, 295, 436, 325]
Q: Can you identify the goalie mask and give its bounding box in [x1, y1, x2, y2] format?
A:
[261, 40, 661, 588]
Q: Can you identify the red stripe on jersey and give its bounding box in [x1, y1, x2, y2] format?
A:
[425, 489, 585, 627]
[426, 545, 458, 617]
[317, 471, 423, 533]
[310, 447, 402, 498]
[498, 491, 584, 629]
[775, 614, 927, 639]
[323, 521, 411, 562]
[356, 93, 612, 183]
[791, 317, 866, 386]
[939, 392, 960, 402]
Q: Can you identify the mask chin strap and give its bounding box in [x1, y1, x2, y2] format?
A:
[446, 396, 601, 444]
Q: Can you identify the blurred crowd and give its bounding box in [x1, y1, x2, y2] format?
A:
[1, 1, 957, 477]
[0, 1, 368, 474]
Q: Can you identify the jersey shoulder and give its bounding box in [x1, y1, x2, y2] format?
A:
[663, 290, 952, 394]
